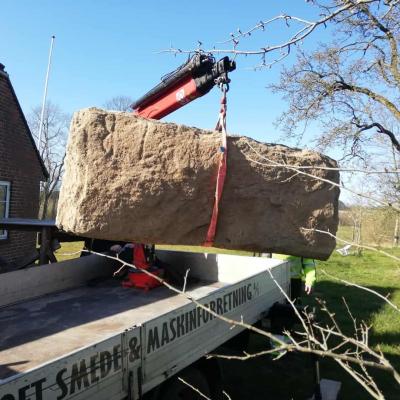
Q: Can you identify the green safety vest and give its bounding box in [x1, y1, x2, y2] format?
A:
[273, 254, 316, 287]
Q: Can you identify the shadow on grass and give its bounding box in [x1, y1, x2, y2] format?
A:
[219, 280, 400, 400]
[311, 280, 400, 400]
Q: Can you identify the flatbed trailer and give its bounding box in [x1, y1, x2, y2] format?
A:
[0, 250, 290, 400]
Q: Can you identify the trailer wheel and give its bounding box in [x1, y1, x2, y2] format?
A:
[161, 367, 211, 400]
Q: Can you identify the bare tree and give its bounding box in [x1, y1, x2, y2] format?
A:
[165, 0, 400, 248]
[360, 123, 400, 245]
[266, 2, 399, 160]
[29, 102, 70, 219]
[103, 95, 134, 112]
[165, 0, 399, 160]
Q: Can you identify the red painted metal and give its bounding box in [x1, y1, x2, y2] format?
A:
[133, 76, 199, 120]
[133, 244, 150, 269]
[122, 269, 163, 291]
[122, 244, 163, 290]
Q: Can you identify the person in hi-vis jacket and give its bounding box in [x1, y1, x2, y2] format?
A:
[273, 254, 316, 301]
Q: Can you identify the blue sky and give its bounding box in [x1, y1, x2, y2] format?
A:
[1, 1, 328, 149]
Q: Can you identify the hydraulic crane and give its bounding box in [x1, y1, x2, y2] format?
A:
[131, 53, 235, 119]
[122, 53, 236, 290]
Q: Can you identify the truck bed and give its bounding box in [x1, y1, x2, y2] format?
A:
[0, 278, 222, 380]
[0, 251, 290, 400]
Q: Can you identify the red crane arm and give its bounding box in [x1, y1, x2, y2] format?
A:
[132, 54, 235, 120]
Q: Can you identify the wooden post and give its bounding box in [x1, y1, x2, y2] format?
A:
[394, 215, 399, 248]
[39, 227, 50, 265]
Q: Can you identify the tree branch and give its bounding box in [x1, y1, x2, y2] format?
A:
[360, 4, 400, 85]
[162, 0, 378, 58]
[355, 121, 400, 151]
[333, 81, 400, 121]
[243, 138, 400, 212]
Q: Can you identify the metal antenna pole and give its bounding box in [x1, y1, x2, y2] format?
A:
[37, 35, 55, 153]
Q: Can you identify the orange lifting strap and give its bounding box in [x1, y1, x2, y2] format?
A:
[203, 85, 228, 247]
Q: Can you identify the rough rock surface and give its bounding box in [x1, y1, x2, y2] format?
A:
[56, 108, 340, 260]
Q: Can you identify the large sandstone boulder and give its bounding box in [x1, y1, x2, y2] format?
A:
[56, 108, 340, 260]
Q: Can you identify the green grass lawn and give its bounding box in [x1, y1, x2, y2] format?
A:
[55, 241, 85, 261]
[336, 224, 354, 242]
[55, 242, 253, 262]
[157, 244, 253, 256]
[218, 251, 400, 400]
[56, 241, 400, 399]
[307, 251, 400, 399]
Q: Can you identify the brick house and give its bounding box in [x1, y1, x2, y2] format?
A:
[0, 63, 48, 271]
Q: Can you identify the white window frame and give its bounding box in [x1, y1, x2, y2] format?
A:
[0, 181, 11, 240]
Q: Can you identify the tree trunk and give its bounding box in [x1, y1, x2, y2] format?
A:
[40, 192, 49, 220]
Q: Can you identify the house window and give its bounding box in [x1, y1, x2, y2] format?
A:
[0, 181, 10, 240]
